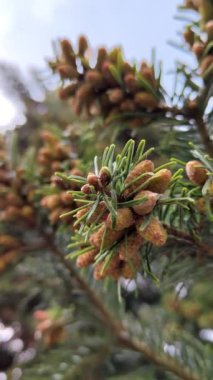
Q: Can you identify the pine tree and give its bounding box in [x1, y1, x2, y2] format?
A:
[0, 1, 212, 379]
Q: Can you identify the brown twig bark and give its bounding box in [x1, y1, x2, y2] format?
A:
[40, 230, 200, 380]
[164, 224, 213, 257]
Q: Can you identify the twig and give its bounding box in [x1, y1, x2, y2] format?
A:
[164, 224, 213, 257]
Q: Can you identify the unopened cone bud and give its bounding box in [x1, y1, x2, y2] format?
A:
[78, 35, 88, 56]
[41, 194, 61, 210]
[99, 166, 111, 186]
[106, 208, 134, 231]
[90, 224, 123, 249]
[134, 92, 158, 109]
[118, 232, 143, 264]
[76, 249, 98, 268]
[137, 217, 167, 246]
[123, 160, 154, 198]
[132, 190, 158, 215]
[107, 88, 124, 104]
[147, 169, 172, 193]
[87, 172, 100, 190]
[192, 42, 204, 59]
[185, 160, 208, 185]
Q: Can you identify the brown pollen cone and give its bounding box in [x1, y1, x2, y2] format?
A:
[118, 232, 143, 265]
[137, 217, 167, 246]
[93, 262, 107, 280]
[134, 92, 158, 109]
[90, 224, 124, 250]
[41, 194, 61, 210]
[106, 208, 134, 231]
[107, 88, 124, 104]
[185, 160, 208, 185]
[76, 202, 107, 225]
[76, 249, 98, 268]
[132, 190, 158, 215]
[146, 169, 172, 193]
[123, 160, 154, 198]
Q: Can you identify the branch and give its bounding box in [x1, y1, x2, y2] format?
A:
[164, 224, 213, 257]
[40, 230, 201, 380]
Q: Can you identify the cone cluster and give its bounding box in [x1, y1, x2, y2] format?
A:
[185, 160, 213, 214]
[183, 2, 213, 84]
[74, 159, 172, 280]
[38, 130, 83, 226]
[49, 36, 162, 123]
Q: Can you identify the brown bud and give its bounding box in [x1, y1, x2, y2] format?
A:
[134, 92, 158, 109]
[185, 160, 208, 185]
[85, 70, 105, 88]
[61, 39, 76, 66]
[205, 20, 213, 39]
[192, 42, 204, 59]
[90, 224, 123, 250]
[70, 168, 84, 177]
[137, 217, 167, 246]
[106, 208, 134, 231]
[99, 167, 111, 186]
[146, 169, 172, 194]
[58, 64, 79, 79]
[124, 73, 138, 93]
[120, 99, 136, 112]
[132, 190, 158, 215]
[102, 253, 121, 279]
[51, 161, 61, 172]
[183, 29, 194, 46]
[38, 147, 53, 160]
[50, 175, 68, 190]
[93, 262, 107, 280]
[60, 192, 73, 206]
[122, 62, 134, 75]
[101, 61, 117, 86]
[76, 202, 107, 224]
[40, 131, 58, 144]
[49, 208, 62, 224]
[81, 184, 92, 194]
[54, 143, 69, 160]
[96, 48, 108, 70]
[41, 194, 61, 210]
[118, 233, 143, 263]
[59, 83, 79, 100]
[76, 249, 98, 268]
[74, 83, 93, 114]
[87, 172, 100, 190]
[123, 160, 154, 198]
[140, 62, 155, 84]
[78, 35, 88, 56]
[107, 88, 124, 104]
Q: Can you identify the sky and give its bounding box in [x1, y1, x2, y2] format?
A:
[0, 0, 194, 132]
